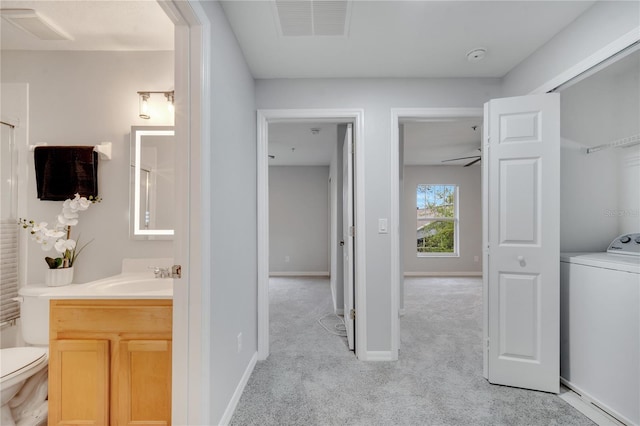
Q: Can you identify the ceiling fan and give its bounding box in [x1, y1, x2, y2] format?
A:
[441, 147, 481, 167]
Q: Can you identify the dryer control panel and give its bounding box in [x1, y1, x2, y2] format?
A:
[607, 233, 640, 256]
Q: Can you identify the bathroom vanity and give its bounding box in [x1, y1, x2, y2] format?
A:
[48, 298, 172, 425]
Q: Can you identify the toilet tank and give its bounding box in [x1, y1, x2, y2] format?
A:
[18, 285, 51, 346]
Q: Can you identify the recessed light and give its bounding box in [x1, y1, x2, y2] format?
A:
[466, 48, 487, 63]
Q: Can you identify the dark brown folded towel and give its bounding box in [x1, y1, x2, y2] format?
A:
[34, 146, 99, 201]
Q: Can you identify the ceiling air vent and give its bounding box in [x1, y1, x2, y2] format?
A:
[1, 9, 72, 41]
[274, 0, 351, 37]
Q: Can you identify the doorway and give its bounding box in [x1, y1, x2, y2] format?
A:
[257, 109, 365, 360]
[391, 108, 484, 355]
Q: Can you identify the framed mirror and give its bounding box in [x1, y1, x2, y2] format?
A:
[130, 126, 175, 239]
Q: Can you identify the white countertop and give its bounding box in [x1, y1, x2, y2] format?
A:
[19, 273, 173, 299]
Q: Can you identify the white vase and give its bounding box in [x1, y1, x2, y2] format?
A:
[46, 267, 74, 287]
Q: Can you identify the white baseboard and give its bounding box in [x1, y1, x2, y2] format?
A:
[269, 271, 330, 277]
[404, 272, 482, 277]
[560, 378, 630, 426]
[334, 308, 344, 315]
[218, 352, 258, 426]
[361, 351, 396, 361]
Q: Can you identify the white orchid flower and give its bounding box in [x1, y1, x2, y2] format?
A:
[76, 197, 91, 211]
[32, 222, 48, 232]
[62, 206, 79, 217]
[57, 213, 78, 227]
[21, 193, 99, 266]
[45, 229, 66, 239]
[68, 194, 90, 212]
[40, 238, 55, 251]
[55, 238, 76, 253]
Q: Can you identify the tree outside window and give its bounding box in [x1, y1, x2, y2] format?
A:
[416, 184, 458, 255]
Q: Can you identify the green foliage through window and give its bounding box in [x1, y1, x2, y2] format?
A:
[416, 185, 457, 254]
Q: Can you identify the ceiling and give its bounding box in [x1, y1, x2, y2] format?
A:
[220, 0, 595, 79]
[0, 0, 597, 166]
[403, 118, 482, 166]
[1, 1, 595, 79]
[269, 122, 338, 166]
[0, 0, 173, 51]
[269, 118, 483, 166]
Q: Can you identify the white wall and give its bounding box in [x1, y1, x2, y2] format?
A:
[502, 1, 640, 96]
[403, 166, 482, 275]
[201, 1, 258, 423]
[256, 78, 501, 352]
[269, 166, 330, 274]
[560, 51, 640, 251]
[1, 51, 174, 284]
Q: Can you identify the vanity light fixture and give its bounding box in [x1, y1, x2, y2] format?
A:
[165, 92, 175, 114]
[138, 92, 150, 119]
[137, 91, 175, 120]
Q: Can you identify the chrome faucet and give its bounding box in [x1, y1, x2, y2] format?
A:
[149, 266, 171, 278]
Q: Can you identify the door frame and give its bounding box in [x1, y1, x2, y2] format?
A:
[160, 1, 210, 424]
[257, 109, 366, 360]
[390, 108, 484, 359]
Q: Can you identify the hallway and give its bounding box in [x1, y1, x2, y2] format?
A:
[230, 277, 592, 425]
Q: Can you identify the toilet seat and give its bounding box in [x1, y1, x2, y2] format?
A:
[0, 348, 48, 388]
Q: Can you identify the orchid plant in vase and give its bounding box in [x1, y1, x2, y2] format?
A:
[19, 193, 101, 269]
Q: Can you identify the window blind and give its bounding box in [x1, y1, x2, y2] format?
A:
[0, 220, 19, 323]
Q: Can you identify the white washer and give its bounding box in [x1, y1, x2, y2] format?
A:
[560, 233, 640, 426]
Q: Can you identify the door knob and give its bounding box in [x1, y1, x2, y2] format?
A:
[517, 256, 526, 267]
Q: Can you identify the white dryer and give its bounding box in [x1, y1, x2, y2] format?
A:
[560, 233, 640, 426]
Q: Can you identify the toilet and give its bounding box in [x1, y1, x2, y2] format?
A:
[0, 285, 52, 426]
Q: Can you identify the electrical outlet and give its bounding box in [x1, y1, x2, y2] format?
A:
[237, 333, 242, 353]
[285, 255, 290, 263]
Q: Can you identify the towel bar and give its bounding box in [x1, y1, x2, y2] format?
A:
[29, 142, 112, 160]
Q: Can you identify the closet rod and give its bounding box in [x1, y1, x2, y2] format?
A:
[587, 134, 640, 154]
[0, 120, 16, 128]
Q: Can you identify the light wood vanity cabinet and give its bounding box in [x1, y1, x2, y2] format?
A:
[48, 299, 172, 426]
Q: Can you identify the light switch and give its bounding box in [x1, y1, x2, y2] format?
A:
[378, 218, 388, 234]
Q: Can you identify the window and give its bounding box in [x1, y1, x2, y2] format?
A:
[1, 122, 19, 324]
[416, 184, 458, 256]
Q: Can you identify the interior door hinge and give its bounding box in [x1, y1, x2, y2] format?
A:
[349, 308, 356, 320]
[349, 226, 355, 237]
[486, 337, 490, 351]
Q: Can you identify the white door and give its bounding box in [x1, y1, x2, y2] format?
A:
[342, 123, 355, 351]
[484, 93, 560, 393]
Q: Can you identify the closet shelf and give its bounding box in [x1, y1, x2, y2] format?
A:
[586, 134, 640, 154]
